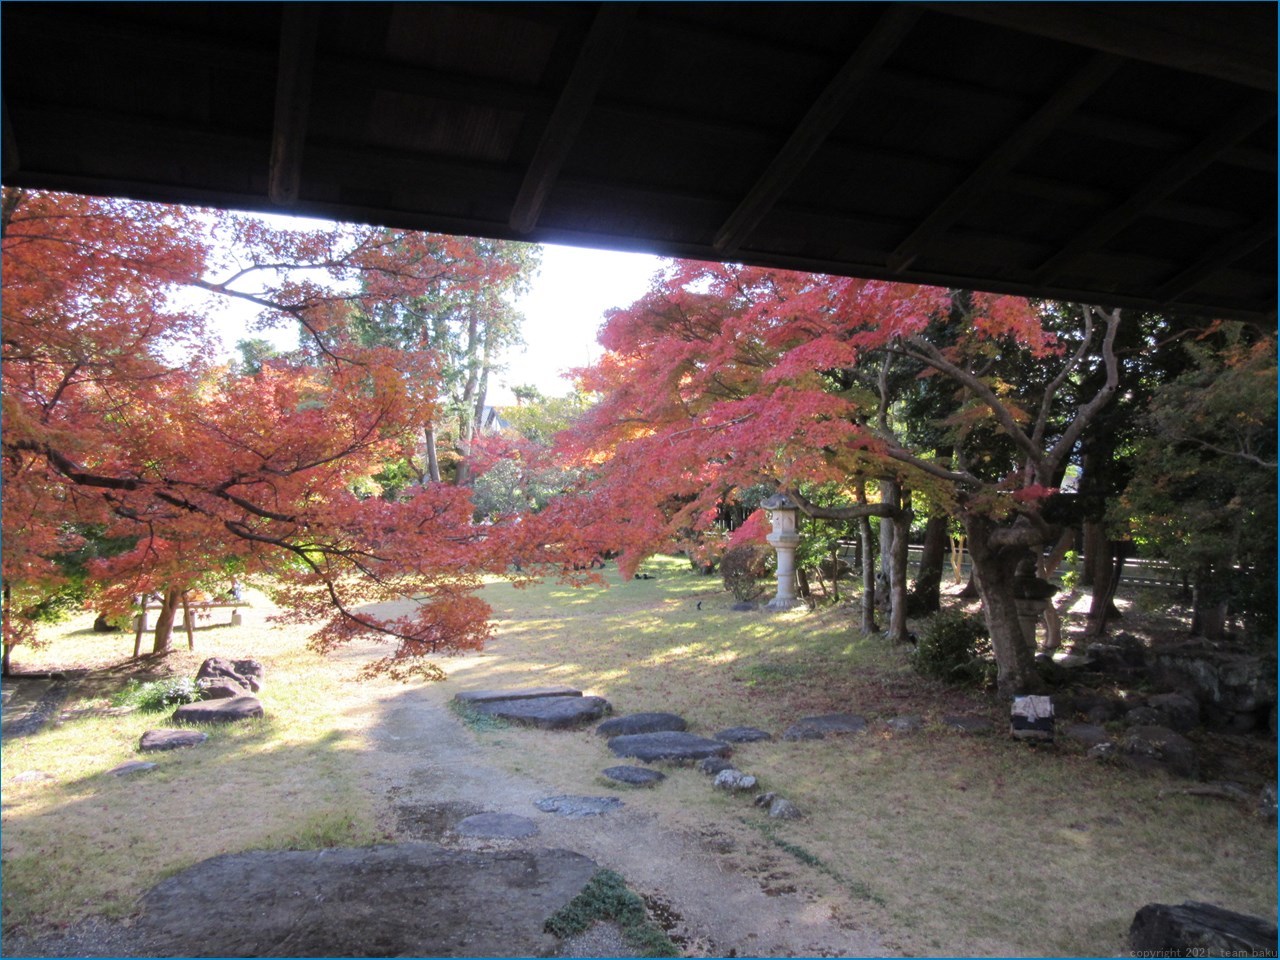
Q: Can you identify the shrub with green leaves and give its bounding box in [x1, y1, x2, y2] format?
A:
[110, 676, 200, 712]
[911, 610, 992, 685]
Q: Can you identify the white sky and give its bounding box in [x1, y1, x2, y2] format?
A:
[203, 238, 663, 406]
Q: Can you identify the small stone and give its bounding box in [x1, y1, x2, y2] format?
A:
[454, 813, 538, 839]
[140, 729, 208, 751]
[596, 712, 687, 737]
[698, 757, 736, 776]
[768, 797, 802, 820]
[173, 696, 263, 725]
[534, 795, 624, 818]
[885, 716, 923, 734]
[602, 765, 666, 787]
[1122, 724, 1199, 778]
[713, 769, 758, 792]
[1087, 742, 1117, 761]
[782, 714, 867, 741]
[108, 760, 157, 777]
[715, 726, 772, 743]
[754, 792, 776, 807]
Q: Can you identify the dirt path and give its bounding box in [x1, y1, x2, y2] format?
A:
[357, 682, 891, 958]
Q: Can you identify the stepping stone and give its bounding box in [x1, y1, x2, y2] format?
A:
[109, 760, 158, 777]
[534, 795, 624, 818]
[596, 712, 686, 737]
[942, 714, 994, 734]
[607, 731, 732, 763]
[173, 696, 264, 725]
[453, 686, 581, 705]
[715, 726, 772, 743]
[454, 813, 538, 839]
[782, 714, 867, 741]
[885, 716, 923, 734]
[602, 765, 666, 788]
[468, 695, 609, 730]
[140, 729, 209, 751]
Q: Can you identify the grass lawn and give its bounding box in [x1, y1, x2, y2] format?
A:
[2, 556, 1275, 957]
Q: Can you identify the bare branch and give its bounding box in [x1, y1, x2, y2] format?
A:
[1044, 306, 1122, 478]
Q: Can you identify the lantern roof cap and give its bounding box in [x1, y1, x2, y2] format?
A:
[761, 493, 797, 511]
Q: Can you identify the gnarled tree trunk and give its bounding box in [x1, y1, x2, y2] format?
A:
[152, 587, 183, 654]
[964, 515, 1044, 699]
[911, 512, 949, 615]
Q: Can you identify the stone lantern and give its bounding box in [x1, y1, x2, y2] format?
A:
[1012, 556, 1058, 648]
[761, 493, 803, 611]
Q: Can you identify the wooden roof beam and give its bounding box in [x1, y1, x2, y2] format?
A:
[1033, 99, 1275, 284]
[2, 100, 19, 179]
[268, 5, 318, 206]
[1155, 221, 1276, 304]
[508, 3, 635, 234]
[712, 5, 921, 256]
[887, 51, 1120, 273]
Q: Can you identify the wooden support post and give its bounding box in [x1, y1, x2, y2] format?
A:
[133, 595, 146, 658]
[180, 593, 195, 651]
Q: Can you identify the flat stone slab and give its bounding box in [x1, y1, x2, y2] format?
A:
[607, 731, 732, 763]
[135, 843, 598, 957]
[596, 712, 687, 737]
[715, 726, 773, 743]
[140, 729, 209, 751]
[454, 813, 539, 839]
[885, 716, 924, 734]
[452, 686, 581, 704]
[534, 795, 624, 818]
[602, 765, 666, 787]
[782, 714, 867, 741]
[109, 761, 158, 777]
[172, 696, 263, 725]
[942, 714, 995, 734]
[468, 695, 609, 730]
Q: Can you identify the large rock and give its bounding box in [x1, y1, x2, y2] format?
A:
[139, 729, 208, 751]
[195, 658, 260, 697]
[452, 686, 581, 704]
[467, 695, 609, 730]
[1150, 647, 1277, 731]
[595, 712, 686, 737]
[782, 714, 867, 741]
[1122, 725, 1199, 778]
[1130, 901, 1277, 958]
[1148, 692, 1201, 733]
[135, 843, 598, 957]
[607, 731, 731, 763]
[172, 696, 264, 725]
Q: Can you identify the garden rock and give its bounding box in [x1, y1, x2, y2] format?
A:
[885, 716, 923, 734]
[1148, 692, 1200, 733]
[198, 680, 247, 701]
[730, 602, 756, 612]
[140, 729, 208, 751]
[135, 843, 599, 958]
[755, 792, 801, 820]
[1122, 725, 1199, 778]
[713, 769, 757, 792]
[1061, 723, 1111, 748]
[454, 813, 538, 839]
[715, 726, 772, 743]
[942, 714, 994, 734]
[596, 712, 686, 737]
[109, 760, 157, 776]
[1129, 901, 1277, 958]
[1124, 705, 1164, 728]
[1150, 647, 1276, 731]
[534, 795, 624, 818]
[698, 757, 737, 776]
[453, 686, 581, 704]
[173, 695, 264, 725]
[607, 731, 731, 763]
[468, 695, 608, 730]
[195, 657, 261, 695]
[782, 714, 867, 741]
[601, 765, 666, 788]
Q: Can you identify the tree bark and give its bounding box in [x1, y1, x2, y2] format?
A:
[856, 484, 879, 633]
[152, 587, 182, 654]
[424, 423, 442, 484]
[2, 582, 12, 676]
[964, 515, 1044, 698]
[911, 512, 949, 614]
[1191, 565, 1229, 640]
[1086, 541, 1127, 637]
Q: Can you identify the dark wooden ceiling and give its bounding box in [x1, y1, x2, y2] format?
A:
[3, 2, 1275, 322]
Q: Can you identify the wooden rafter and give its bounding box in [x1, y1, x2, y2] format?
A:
[508, 3, 636, 234]
[269, 4, 318, 207]
[887, 51, 1120, 273]
[1155, 222, 1276, 304]
[1033, 99, 1275, 284]
[2, 100, 19, 179]
[712, 5, 921, 256]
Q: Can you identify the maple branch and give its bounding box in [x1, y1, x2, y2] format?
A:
[1044, 305, 1122, 478]
[881, 444, 979, 485]
[786, 487, 898, 520]
[1030, 305, 1095, 462]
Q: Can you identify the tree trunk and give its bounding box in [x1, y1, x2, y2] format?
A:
[964, 515, 1044, 699]
[152, 587, 182, 654]
[888, 502, 910, 642]
[2, 582, 12, 676]
[1081, 520, 1106, 589]
[1191, 565, 1229, 640]
[856, 482, 878, 633]
[1086, 541, 1127, 637]
[910, 513, 948, 614]
[424, 423, 442, 484]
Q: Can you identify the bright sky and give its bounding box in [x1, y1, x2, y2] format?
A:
[203, 235, 664, 406]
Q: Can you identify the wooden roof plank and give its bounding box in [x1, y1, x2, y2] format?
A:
[887, 51, 1121, 273]
[1155, 221, 1277, 304]
[712, 5, 921, 256]
[268, 5, 318, 206]
[508, 3, 636, 234]
[1033, 99, 1276, 284]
